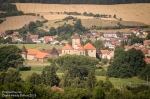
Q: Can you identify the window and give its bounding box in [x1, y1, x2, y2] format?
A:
[80, 52, 81, 55]
[91, 50, 93, 52]
[69, 50, 70, 53]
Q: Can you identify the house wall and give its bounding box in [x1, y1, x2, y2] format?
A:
[22, 53, 27, 60]
[62, 50, 73, 55]
[78, 50, 86, 56]
[50, 54, 59, 58]
[148, 49, 150, 57]
[27, 54, 35, 60]
[86, 50, 96, 57]
[104, 33, 117, 38]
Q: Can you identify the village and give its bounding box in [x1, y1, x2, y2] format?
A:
[0, 27, 148, 64]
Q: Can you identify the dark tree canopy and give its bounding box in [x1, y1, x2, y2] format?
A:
[41, 66, 60, 86]
[0, 68, 22, 85]
[139, 65, 150, 81]
[49, 27, 57, 36]
[107, 47, 146, 78]
[49, 54, 99, 80]
[0, 45, 24, 71]
[2, 0, 150, 4]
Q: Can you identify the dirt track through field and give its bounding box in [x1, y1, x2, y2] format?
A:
[16, 3, 150, 25]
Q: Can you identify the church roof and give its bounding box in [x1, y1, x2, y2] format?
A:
[78, 46, 86, 50]
[50, 47, 59, 55]
[72, 34, 80, 39]
[22, 45, 27, 52]
[62, 44, 73, 50]
[84, 43, 96, 50]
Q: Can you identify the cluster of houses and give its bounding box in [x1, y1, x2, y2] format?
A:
[22, 34, 115, 62]
[1, 27, 150, 63]
[0, 27, 147, 47]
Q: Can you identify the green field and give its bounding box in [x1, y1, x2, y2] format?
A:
[97, 76, 146, 88]
[19, 63, 146, 88]
[0, 44, 63, 50]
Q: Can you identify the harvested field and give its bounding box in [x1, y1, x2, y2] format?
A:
[82, 19, 118, 28]
[16, 3, 150, 25]
[0, 15, 44, 32]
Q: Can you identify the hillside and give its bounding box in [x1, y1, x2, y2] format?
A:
[15, 3, 150, 25]
[0, 15, 44, 33]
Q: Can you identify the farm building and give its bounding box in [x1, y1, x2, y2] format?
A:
[22, 46, 61, 62]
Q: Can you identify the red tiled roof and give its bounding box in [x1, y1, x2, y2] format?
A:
[62, 44, 73, 50]
[76, 43, 81, 47]
[101, 50, 111, 55]
[27, 49, 40, 55]
[78, 46, 86, 50]
[144, 57, 150, 64]
[51, 85, 64, 92]
[30, 35, 39, 39]
[34, 52, 49, 59]
[44, 36, 53, 38]
[135, 47, 142, 50]
[84, 43, 96, 50]
[124, 46, 134, 50]
[142, 48, 148, 54]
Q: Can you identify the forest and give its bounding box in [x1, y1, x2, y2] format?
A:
[1, 0, 150, 4]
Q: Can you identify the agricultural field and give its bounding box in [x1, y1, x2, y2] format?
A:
[0, 44, 63, 50]
[16, 3, 150, 25]
[0, 15, 44, 33]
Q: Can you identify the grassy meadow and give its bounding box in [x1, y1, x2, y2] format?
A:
[0, 44, 63, 50]
[19, 61, 146, 88]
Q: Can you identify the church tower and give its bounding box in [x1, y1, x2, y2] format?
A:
[22, 45, 28, 60]
[72, 33, 80, 49]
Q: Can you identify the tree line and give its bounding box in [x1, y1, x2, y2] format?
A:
[1, 0, 150, 4]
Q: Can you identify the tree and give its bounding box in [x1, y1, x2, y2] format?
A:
[107, 48, 146, 78]
[28, 21, 37, 34]
[74, 19, 82, 31]
[5, 30, 13, 35]
[93, 86, 105, 99]
[146, 32, 150, 40]
[0, 68, 22, 85]
[27, 72, 42, 85]
[0, 45, 24, 71]
[41, 66, 60, 86]
[87, 71, 97, 89]
[139, 65, 150, 81]
[93, 40, 105, 49]
[49, 27, 57, 36]
[53, 54, 99, 79]
[59, 70, 71, 87]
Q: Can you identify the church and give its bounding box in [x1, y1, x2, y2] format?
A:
[62, 34, 97, 58]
